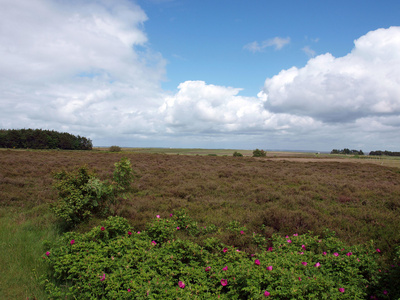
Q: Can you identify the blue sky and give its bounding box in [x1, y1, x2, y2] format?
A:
[139, 0, 399, 96]
[1, 0, 400, 151]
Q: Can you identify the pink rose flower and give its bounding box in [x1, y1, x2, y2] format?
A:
[128, 231, 132, 236]
[264, 291, 270, 297]
[266, 266, 273, 271]
[178, 281, 185, 288]
[338, 288, 345, 293]
[101, 226, 105, 231]
[45, 251, 50, 256]
[220, 279, 227, 286]
[223, 247, 228, 253]
[70, 239, 75, 245]
[302, 262, 307, 266]
[223, 266, 228, 271]
[151, 240, 157, 245]
[254, 259, 260, 265]
[333, 252, 339, 257]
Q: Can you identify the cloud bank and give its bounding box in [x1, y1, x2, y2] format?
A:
[0, 0, 166, 140]
[1, 0, 399, 150]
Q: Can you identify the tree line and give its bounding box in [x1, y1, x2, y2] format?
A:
[330, 148, 364, 155]
[369, 150, 400, 157]
[331, 148, 400, 156]
[0, 129, 92, 150]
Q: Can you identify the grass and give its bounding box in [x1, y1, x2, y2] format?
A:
[1, 148, 400, 297]
[0, 207, 58, 299]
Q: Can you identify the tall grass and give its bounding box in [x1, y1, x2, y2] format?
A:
[0, 207, 58, 299]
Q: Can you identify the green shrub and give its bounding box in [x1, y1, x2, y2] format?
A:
[51, 166, 100, 225]
[171, 208, 200, 236]
[109, 145, 122, 152]
[252, 149, 266, 157]
[233, 151, 243, 157]
[41, 216, 391, 299]
[113, 157, 134, 192]
[146, 216, 178, 243]
[51, 158, 133, 227]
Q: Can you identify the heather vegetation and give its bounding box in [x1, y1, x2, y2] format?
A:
[1, 149, 400, 298]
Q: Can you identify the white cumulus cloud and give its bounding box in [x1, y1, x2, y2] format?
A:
[0, 0, 166, 140]
[260, 26, 400, 124]
[158, 80, 318, 138]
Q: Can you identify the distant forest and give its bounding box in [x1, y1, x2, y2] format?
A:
[330, 148, 364, 155]
[369, 150, 400, 157]
[331, 148, 400, 157]
[0, 129, 92, 150]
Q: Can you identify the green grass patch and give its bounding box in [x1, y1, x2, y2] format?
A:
[0, 207, 58, 299]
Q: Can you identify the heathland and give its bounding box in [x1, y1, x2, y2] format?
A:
[1, 148, 399, 298]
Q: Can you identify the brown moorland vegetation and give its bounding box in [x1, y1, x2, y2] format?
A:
[1, 149, 400, 252]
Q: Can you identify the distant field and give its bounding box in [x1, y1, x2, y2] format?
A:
[93, 147, 400, 168]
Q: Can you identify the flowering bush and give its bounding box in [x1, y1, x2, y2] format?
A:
[41, 215, 398, 299]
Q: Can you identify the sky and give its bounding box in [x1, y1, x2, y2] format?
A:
[1, 0, 400, 152]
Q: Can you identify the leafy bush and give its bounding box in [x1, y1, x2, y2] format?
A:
[146, 216, 178, 243]
[252, 149, 266, 157]
[233, 151, 243, 157]
[51, 158, 133, 227]
[41, 215, 396, 299]
[109, 145, 122, 152]
[113, 157, 134, 192]
[51, 166, 101, 225]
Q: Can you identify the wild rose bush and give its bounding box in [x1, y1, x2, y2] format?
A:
[42, 215, 397, 299]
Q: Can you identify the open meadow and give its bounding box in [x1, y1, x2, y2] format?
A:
[1, 149, 400, 298]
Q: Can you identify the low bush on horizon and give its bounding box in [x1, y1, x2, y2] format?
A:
[41, 214, 399, 299]
[109, 145, 122, 152]
[252, 149, 267, 157]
